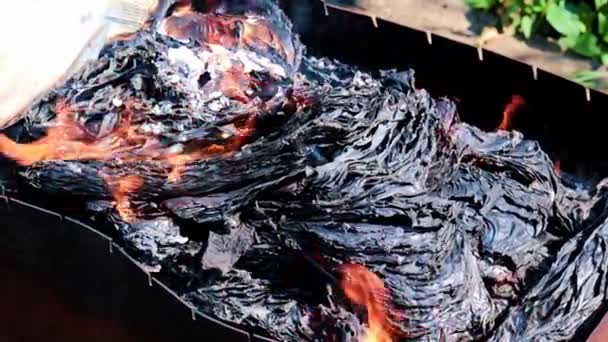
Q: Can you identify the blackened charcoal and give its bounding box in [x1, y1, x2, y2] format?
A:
[16, 57, 603, 340]
[22, 144, 305, 199]
[184, 230, 364, 342]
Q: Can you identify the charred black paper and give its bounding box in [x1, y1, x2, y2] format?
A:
[3, 1, 608, 341]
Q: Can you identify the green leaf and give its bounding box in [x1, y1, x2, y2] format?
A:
[509, 11, 522, 28]
[573, 70, 607, 87]
[575, 33, 602, 57]
[600, 13, 608, 34]
[560, 32, 602, 57]
[599, 12, 608, 43]
[596, 0, 608, 10]
[558, 34, 577, 50]
[602, 53, 608, 65]
[575, 3, 595, 28]
[574, 70, 606, 82]
[546, 3, 584, 37]
[466, 0, 497, 10]
[521, 15, 536, 38]
[531, 0, 547, 12]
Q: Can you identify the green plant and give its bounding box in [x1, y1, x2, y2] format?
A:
[466, 0, 608, 64]
[573, 69, 608, 86]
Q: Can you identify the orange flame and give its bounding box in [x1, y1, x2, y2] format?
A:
[0, 100, 150, 167]
[341, 264, 397, 342]
[103, 174, 143, 223]
[0, 7, 281, 218]
[167, 154, 191, 183]
[0, 101, 108, 166]
[498, 95, 525, 131]
[553, 159, 561, 176]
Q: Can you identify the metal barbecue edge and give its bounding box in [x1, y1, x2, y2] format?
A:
[319, 0, 607, 103]
[0, 193, 276, 342]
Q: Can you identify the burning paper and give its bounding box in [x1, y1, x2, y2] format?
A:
[341, 264, 400, 342]
[1, 1, 608, 341]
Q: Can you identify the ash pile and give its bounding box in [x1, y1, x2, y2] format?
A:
[2, 1, 608, 341]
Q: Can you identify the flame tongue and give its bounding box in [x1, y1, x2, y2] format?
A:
[498, 95, 525, 131]
[0, 101, 113, 166]
[0, 4, 301, 221]
[103, 174, 144, 223]
[341, 264, 396, 342]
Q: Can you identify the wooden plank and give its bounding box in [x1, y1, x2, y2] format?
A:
[323, 0, 603, 93]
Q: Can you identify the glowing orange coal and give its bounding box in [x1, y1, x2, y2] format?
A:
[0, 98, 153, 221]
[498, 95, 525, 131]
[341, 264, 397, 342]
[0, 100, 152, 219]
[230, 113, 257, 149]
[0, 97, 243, 177]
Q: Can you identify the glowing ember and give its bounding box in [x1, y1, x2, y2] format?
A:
[0, 99, 234, 217]
[218, 65, 251, 101]
[167, 154, 191, 183]
[104, 174, 144, 222]
[498, 95, 525, 131]
[231, 114, 257, 149]
[341, 264, 397, 342]
[554, 160, 561, 176]
[0, 99, 151, 167]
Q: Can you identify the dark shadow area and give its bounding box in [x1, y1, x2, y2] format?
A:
[0, 198, 255, 342]
[463, 6, 500, 34]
